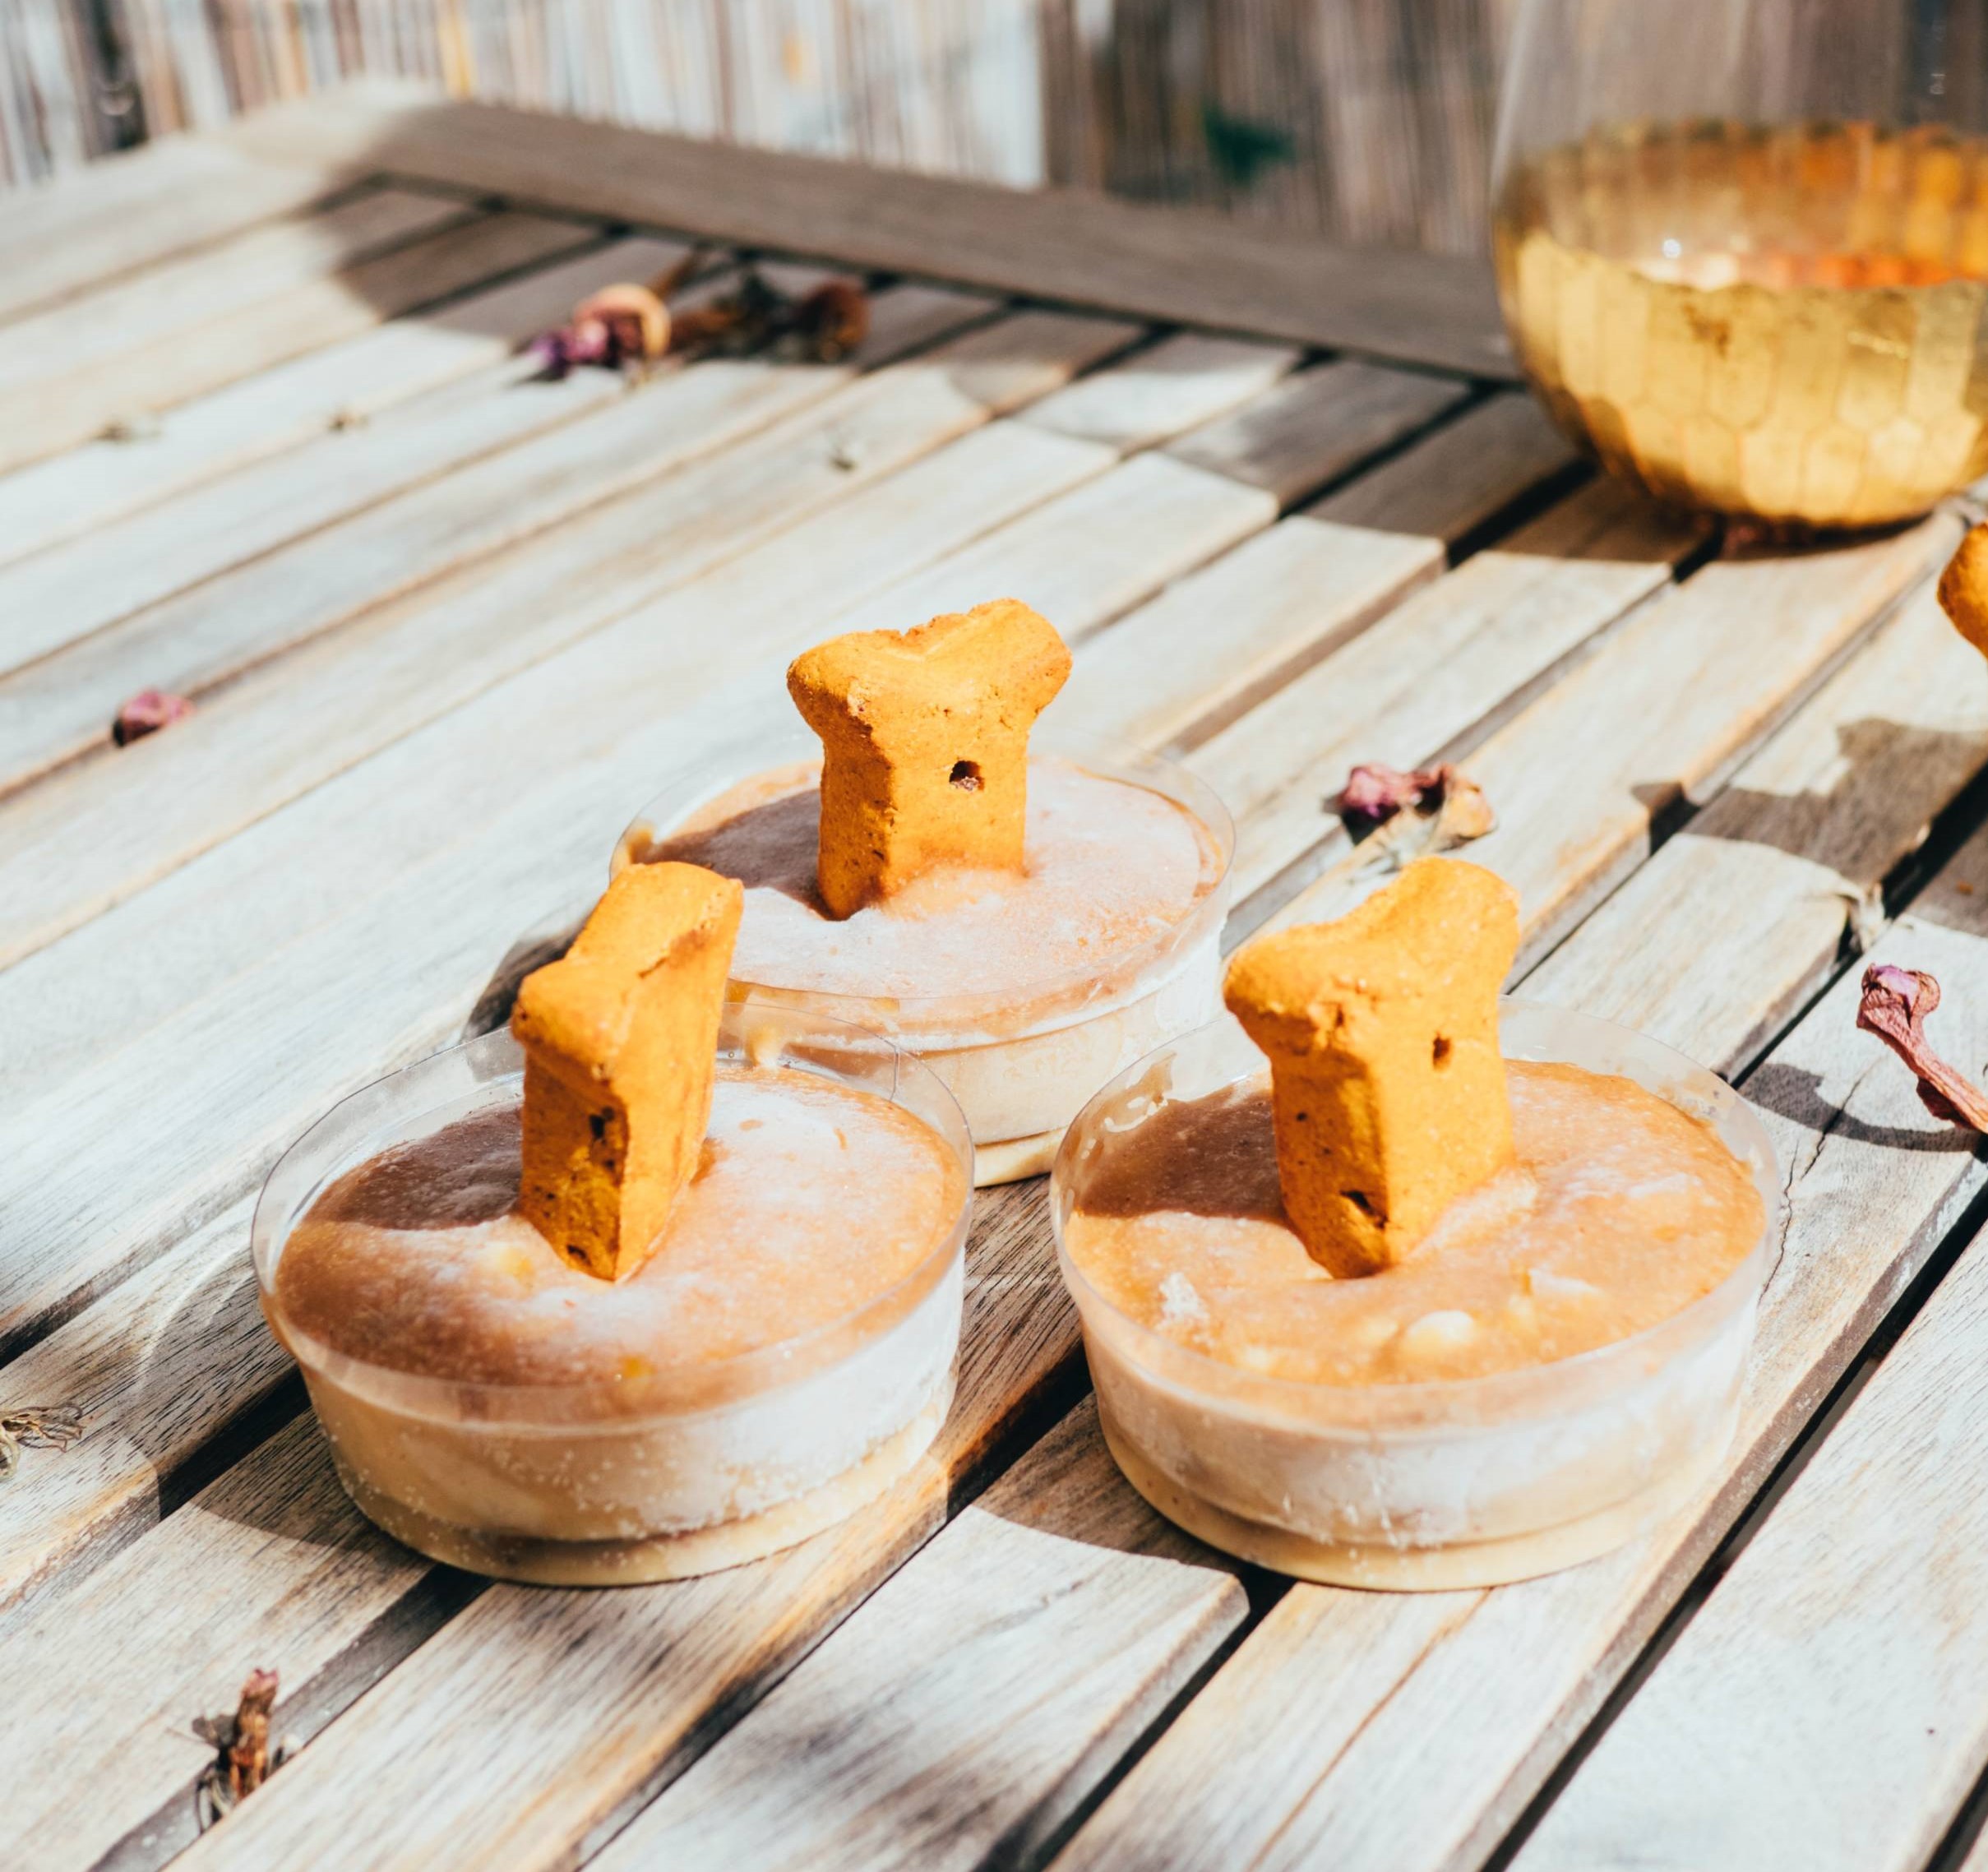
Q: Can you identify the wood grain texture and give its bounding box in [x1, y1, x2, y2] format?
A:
[1055, 707, 1988, 1872]
[0, 1415, 431, 1872]
[0, 133, 354, 323]
[1057, 398, 1600, 756]
[1509, 1138, 1988, 1872]
[0, 320, 1343, 1353]
[0, 185, 458, 398]
[0, 309, 1135, 982]
[1251, 517, 1955, 961]
[1165, 359, 1468, 507]
[0, 276, 996, 807]
[1525, 583, 1988, 1075]
[0, 1194, 290, 1627]
[1207, 478, 1699, 908]
[0, 204, 599, 475]
[216, 81, 1518, 377]
[0, 232, 692, 571]
[595, 1402, 1246, 1872]
[1306, 391, 1582, 546]
[1020, 330, 1301, 454]
[0, 221, 624, 686]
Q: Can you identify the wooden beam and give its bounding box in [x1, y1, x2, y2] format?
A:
[218, 81, 1517, 381]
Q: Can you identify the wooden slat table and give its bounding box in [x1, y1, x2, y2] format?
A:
[7, 82, 1988, 1872]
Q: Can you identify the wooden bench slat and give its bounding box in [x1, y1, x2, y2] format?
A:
[0, 185, 462, 400]
[1053, 615, 1988, 1872]
[219, 80, 1516, 379]
[0, 208, 599, 477]
[0, 230, 638, 692]
[1019, 331, 1301, 454]
[591, 1402, 1246, 1872]
[1248, 519, 1954, 964]
[0, 275, 992, 805]
[0, 135, 355, 325]
[0, 1414, 432, 1871]
[1527, 582, 1988, 1075]
[0, 387, 1500, 1620]
[1306, 392, 1582, 547]
[0, 232, 692, 573]
[1165, 360, 1469, 508]
[0, 327, 1334, 1356]
[1061, 397, 1598, 757]
[0, 311, 1135, 1012]
[1202, 480, 1699, 908]
[1508, 1147, 1988, 1871]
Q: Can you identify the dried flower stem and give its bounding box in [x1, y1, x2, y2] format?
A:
[0, 1404, 83, 1484]
[1856, 964, 1988, 1130]
[196, 1668, 285, 1827]
[1299, 761, 1497, 902]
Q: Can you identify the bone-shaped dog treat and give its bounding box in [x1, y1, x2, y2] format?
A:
[1223, 856, 1519, 1277]
[511, 862, 742, 1280]
[787, 599, 1072, 918]
[1939, 520, 1988, 660]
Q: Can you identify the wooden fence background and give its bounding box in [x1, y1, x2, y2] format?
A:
[1, 0, 1515, 252]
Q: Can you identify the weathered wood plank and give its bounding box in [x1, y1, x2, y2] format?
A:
[0, 319, 1344, 1351]
[0, 383, 1495, 1621]
[1204, 479, 1699, 907]
[0, 233, 696, 571]
[1306, 391, 1583, 548]
[0, 308, 1129, 978]
[1058, 395, 1601, 756]
[1526, 582, 1988, 1075]
[0, 134, 356, 324]
[1248, 519, 1956, 959]
[818, 452, 1276, 645]
[218, 80, 1517, 378]
[1509, 1181, 1988, 1871]
[0, 206, 602, 476]
[1166, 359, 1468, 507]
[0, 185, 463, 404]
[1053, 655, 1988, 1872]
[0, 1415, 432, 1872]
[0, 226, 635, 685]
[1020, 330, 1301, 454]
[0, 1194, 279, 1625]
[593, 1402, 1246, 1872]
[0, 274, 988, 796]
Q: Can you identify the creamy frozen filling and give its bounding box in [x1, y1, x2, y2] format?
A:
[1064, 1060, 1765, 1386]
[646, 757, 1222, 1011]
[276, 1065, 966, 1389]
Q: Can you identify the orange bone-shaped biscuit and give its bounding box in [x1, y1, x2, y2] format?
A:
[787, 599, 1072, 918]
[1939, 521, 1988, 660]
[511, 862, 742, 1280]
[1223, 856, 1519, 1277]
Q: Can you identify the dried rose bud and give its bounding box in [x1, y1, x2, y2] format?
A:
[793, 280, 870, 362]
[571, 284, 671, 363]
[1856, 963, 1988, 1130]
[526, 329, 577, 379]
[1340, 762, 1452, 834]
[113, 689, 194, 746]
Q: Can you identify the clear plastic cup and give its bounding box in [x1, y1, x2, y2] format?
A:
[1051, 1001, 1785, 1590]
[254, 997, 973, 1586]
[614, 728, 1234, 1186]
